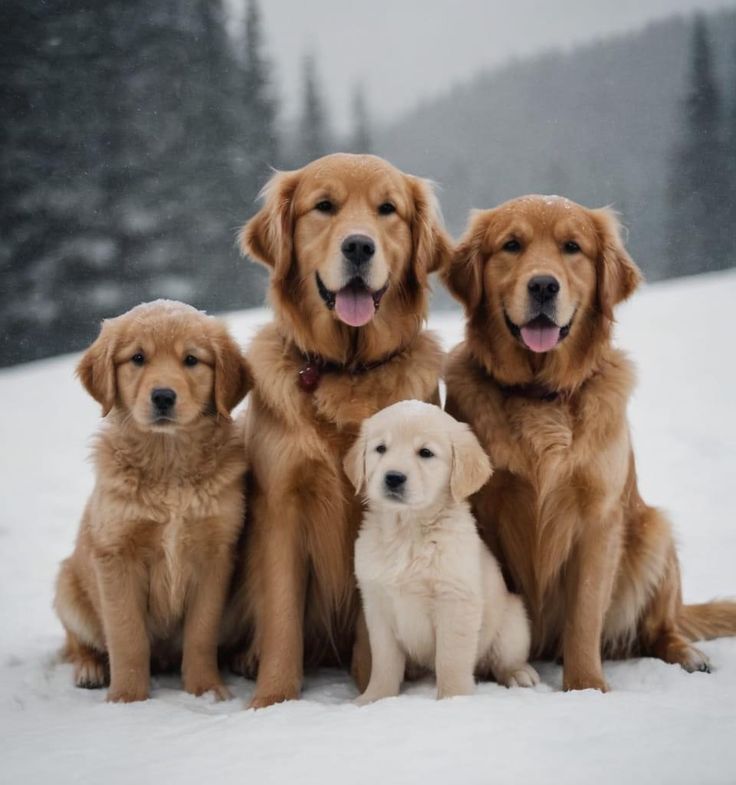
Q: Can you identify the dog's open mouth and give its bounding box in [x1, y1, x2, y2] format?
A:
[316, 273, 388, 328]
[505, 312, 572, 354]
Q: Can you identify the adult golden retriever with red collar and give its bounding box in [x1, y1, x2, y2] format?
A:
[223, 153, 452, 708]
[443, 195, 736, 691]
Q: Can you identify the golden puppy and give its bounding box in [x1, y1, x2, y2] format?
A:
[346, 401, 539, 704]
[54, 300, 251, 702]
[222, 153, 452, 708]
[443, 195, 736, 692]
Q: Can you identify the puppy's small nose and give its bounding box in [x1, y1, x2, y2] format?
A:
[528, 275, 560, 304]
[341, 234, 375, 266]
[384, 471, 407, 490]
[151, 388, 177, 411]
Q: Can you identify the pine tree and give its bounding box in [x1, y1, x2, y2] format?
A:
[349, 83, 372, 153]
[241, 0, 278, 179]
[727, 41, 736, 263]
[296, 54, 331, 165]
[667, 16, 730, 276]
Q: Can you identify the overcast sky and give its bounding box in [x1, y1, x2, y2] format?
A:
[248, 0, 733, 133]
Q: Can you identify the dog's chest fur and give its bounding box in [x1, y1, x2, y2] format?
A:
[446, 345, 634, 650]
[91, 427, 245, 637]
[356, 508, 481, 665]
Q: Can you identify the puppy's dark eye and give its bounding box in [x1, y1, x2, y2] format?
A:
[378, 202, 396, 215]
[563, 240, 581, 254]
[131, 353, 145, 366]
[184, 355, 198, 367]
[502, 239, 521, 253]
[315, 200, 334, 213]
[418, 447, 434, 459]
[375, 444, 387, 454]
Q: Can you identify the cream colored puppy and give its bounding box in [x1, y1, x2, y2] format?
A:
[344, 400, 539, 704]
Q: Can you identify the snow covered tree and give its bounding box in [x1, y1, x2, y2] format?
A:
[348, 83, 372, 154]
[240, 0, 279, 180]
[667, 16, 730, 276]
[296, 54, 331, 165]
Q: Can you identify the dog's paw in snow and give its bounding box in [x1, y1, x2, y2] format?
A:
[500, 663, 540, 688]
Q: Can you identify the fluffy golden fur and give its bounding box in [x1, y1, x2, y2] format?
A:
[222, 153, 452, 708]
[54, 300, 251, 702]
[443, 195, 736, 691]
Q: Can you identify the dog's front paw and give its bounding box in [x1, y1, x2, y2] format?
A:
[501, 663, 540, 688]
[184, 675, 232, 701]
[563, 671, 609, 693]
[106, 682, 149, 703]
[354, 689, 396, 706]
[248, 689, 298, 710]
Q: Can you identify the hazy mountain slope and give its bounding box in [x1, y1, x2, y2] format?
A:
[377, 9, 736, 283]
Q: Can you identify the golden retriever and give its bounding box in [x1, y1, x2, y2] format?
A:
[442, 195, 736, 691]
[54, 300, 251, 702]
[222, 153, 452, 708]
[346, 400, 539, 704]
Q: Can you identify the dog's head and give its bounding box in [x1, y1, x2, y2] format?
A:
[77, 300, 252, 431]
[443, 196, 642, 383]
[344, 400, 492, 511]
[240, 153, 452, 359]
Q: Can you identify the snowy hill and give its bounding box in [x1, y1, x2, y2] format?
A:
[2, 271, 736, 784]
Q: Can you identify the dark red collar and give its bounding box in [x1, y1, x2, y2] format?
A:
[296, 345, 409, 392]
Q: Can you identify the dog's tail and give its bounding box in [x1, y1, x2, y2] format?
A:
[678, 601, 736, 641]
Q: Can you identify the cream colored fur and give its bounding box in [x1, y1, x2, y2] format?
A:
[345, 401, 539, 703]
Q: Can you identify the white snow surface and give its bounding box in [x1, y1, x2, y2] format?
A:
[2, 270, 736, 784]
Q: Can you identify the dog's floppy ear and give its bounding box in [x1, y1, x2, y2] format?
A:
[210, 323, 253, 419]
[343, 428, 368, 493]
[442, 210, 486, 313]
[239, 169, 301, 286]
[590, 208, 642, 321]
[450, 421, 492, 502]
[408, 176, 453, 285]
[76, 319, 119, 416]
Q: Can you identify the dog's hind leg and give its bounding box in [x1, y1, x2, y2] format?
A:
[483, 594, 540, 688]
[639, 541, 711, 673]
[55, 558, 109, 688]
[63, 631, 109, 689]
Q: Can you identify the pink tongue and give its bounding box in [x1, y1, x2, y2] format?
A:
[335, 287, 375, 327]
[520, 323, 561, 353]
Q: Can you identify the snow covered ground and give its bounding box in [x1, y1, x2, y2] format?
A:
[1, 270, 736, 785]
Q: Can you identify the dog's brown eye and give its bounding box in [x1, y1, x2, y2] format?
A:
[315, 200, 334, 213]
[418, 447, 434, 459]
[184, 355, 198, 367]
[375, 444, 387, 454]
[502, 239, 521, 253]
[563, 241, 581, 254]
[378, 202, 396, 216]
[131, 353, 145, 366]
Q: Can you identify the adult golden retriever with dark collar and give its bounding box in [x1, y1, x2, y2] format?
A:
[443, 195, 736, 692]
[223, 153, 452, 708]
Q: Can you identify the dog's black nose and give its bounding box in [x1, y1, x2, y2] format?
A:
[527, 275, 560, 304]
[341, 234, 375, 266]
[151, 388, 177, 411]
[384, 471, 407, 490]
